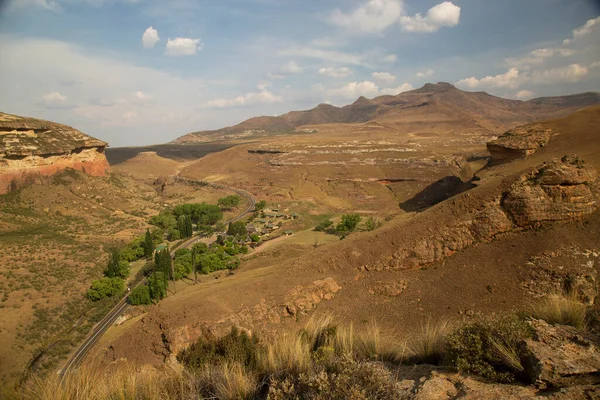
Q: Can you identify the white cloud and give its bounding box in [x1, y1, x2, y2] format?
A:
[142, 26, 160, 49]
[280, 46, 366, 66]
[372, 71, 396, 83]
[328, 80, 413, 99]
[318, 67, 353, 78]
[380, 83, 413, 95]
[456, 67, 522, 89]
[515, 90, 534, 100]
[457, 64, 591, 91]
[41, 91, 67, 104]
[399, 1, 461, 33]
[564, 16, 600, 44]
[416, 68, 435, 78]
[329, 0, 403, 34]
[280, 61, 303, 74]
[206, 87, 283, 108]
[165, 37, 203, 57]
[530, 64, 588, 84]
[8, 0, 60, 11]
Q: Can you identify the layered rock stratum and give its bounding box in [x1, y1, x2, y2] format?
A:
[0, 112, 109, 193]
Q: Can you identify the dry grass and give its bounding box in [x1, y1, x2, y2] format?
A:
[198, 362, 257, 400]
[529, 292, 588, 329]
[406, 317, 453, 364]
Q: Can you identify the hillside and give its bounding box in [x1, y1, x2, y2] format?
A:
[94, 107, 600, 382]
[174, 83, 600, 143]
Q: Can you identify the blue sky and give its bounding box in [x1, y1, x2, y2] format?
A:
[0, 0, 599, 146]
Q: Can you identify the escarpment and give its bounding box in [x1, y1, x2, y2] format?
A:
[0, 112, 109, 194]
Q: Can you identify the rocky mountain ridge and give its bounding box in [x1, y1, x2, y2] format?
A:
[174, 83, 600, 143]
[0, 112, 109, 194]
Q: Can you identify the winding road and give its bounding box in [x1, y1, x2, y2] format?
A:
[58, 179, 256, 379]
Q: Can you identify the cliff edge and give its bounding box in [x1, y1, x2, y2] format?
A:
[0, 112, 109, 194]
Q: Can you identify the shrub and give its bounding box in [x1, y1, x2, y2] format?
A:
[177, 327, 262, 371]
[87, 277, 124, 301]
[445, 315, 533, 383]
[365, 217, 381, 231]
[336, 214, 361, 233]
[129, 286, 152, 305]
[528, 292, 588, 329]
[315, 219, 333, 232]
[218, 195, 241, 211]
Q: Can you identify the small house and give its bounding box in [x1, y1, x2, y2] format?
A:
[283, 230, 293, 236]
[246, 224, 258, 234]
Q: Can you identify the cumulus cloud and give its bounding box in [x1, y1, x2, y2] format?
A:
[142, 26, 160, 49]
[399, 1, 461, 33]
[41, 91, 67, 104]
[328, 80, 413, 99]
[457, 64, 590, 90]
[381, 54, 397, 63]
[380, 83, 413, 95]
[417, 68, 435, 78]
[329, 0, 403, 34]
[515, 90, 534, 100]
[372, 71, 396, 83]
[564, 16, 600, 44]
[166, 37, 203, 57]
[456, 67, 522, 89]
[318, 67, 353, 78]
[206, 86, 283, 108]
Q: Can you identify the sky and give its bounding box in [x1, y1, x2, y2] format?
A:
[0, 0, 599, 146]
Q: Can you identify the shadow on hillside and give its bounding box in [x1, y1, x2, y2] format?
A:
[400, 176, 476, 212]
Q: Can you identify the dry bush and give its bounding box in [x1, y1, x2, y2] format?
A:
[197, 362, 257, 400]
[529, 292, 588, 329]
[406, 318, 453, 364]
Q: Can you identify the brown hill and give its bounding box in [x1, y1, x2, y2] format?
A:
[0, 112, 109, 194]
[174, 83, 600, 143]
[98, 107, 600, 372]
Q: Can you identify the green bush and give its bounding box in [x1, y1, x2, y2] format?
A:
[120, 238, 145, 262]
[173, 250, 193, 280]
[198, 252, 227, 274]
[315, 220, 333, 232]
[87, 277, 124, 301]
[218, 195, 241, 211]
[129, 286, 152, 305]
[336, 214, 361, 233]
[445, 315, 533, 383]
[177, 327, 261, 371]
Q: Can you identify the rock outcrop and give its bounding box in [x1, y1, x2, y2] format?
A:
[376, 155, 600, 271]
[0, 112, 109, 194]
[487, 124, 553, 165]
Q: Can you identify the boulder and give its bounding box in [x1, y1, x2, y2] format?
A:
[487, 124, 552, 165]
[520, 319, 600, 388]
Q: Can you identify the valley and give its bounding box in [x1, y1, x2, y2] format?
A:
[2, 83, 600, 399]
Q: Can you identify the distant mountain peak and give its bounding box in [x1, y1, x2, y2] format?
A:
[415, 82, 457, 93]
[352, 96, 374, 106]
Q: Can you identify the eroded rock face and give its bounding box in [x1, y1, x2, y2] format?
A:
[378, 155, 600, 271]
[520, 319, 600, 388]
[487, 124, 553, 165]
[503, 156, 599, 226]
[0, 112, 109, 194]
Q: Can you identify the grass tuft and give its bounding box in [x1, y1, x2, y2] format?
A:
[528, 292, 588, 329]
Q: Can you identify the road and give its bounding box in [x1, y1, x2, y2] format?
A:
[58, 180, 256, 379]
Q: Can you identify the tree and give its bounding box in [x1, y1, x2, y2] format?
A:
[177, 215, 193, 238]
[336, 214, 362, 233]
[87, 277, 124, 301]
[227, 221, 247, 237]
[250, 234, 260, 243]
[173, 251, 193, 280]
[198, 253, 226, 274]
[218, 195, 241, 211]
[255, 200, 267, 211]
[149, 212, 177, 230]
[105, 249, 129, 278]
[129, 286, 152, 305]
[167, 228, 181, 241]
[155, 248, 173, 281]
[148, 271, 167, 301]
[192, 242, 209, 255]
[144, 229, 154, 258]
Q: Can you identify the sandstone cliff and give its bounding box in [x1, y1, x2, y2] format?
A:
[0, 112, 109, 194]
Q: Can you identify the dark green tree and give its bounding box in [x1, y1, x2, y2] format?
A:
[177, 215, 193, 238]
[144, 229, 154, 258]
[336, 213, 362, 233]
[129, 285, 152, 305]
[227, 221, 247, 237]
[105, 249, 129, 278]
[254, 200, 267, 211]
[148, 271, 167, 301]
[87, 277, 124, 301]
